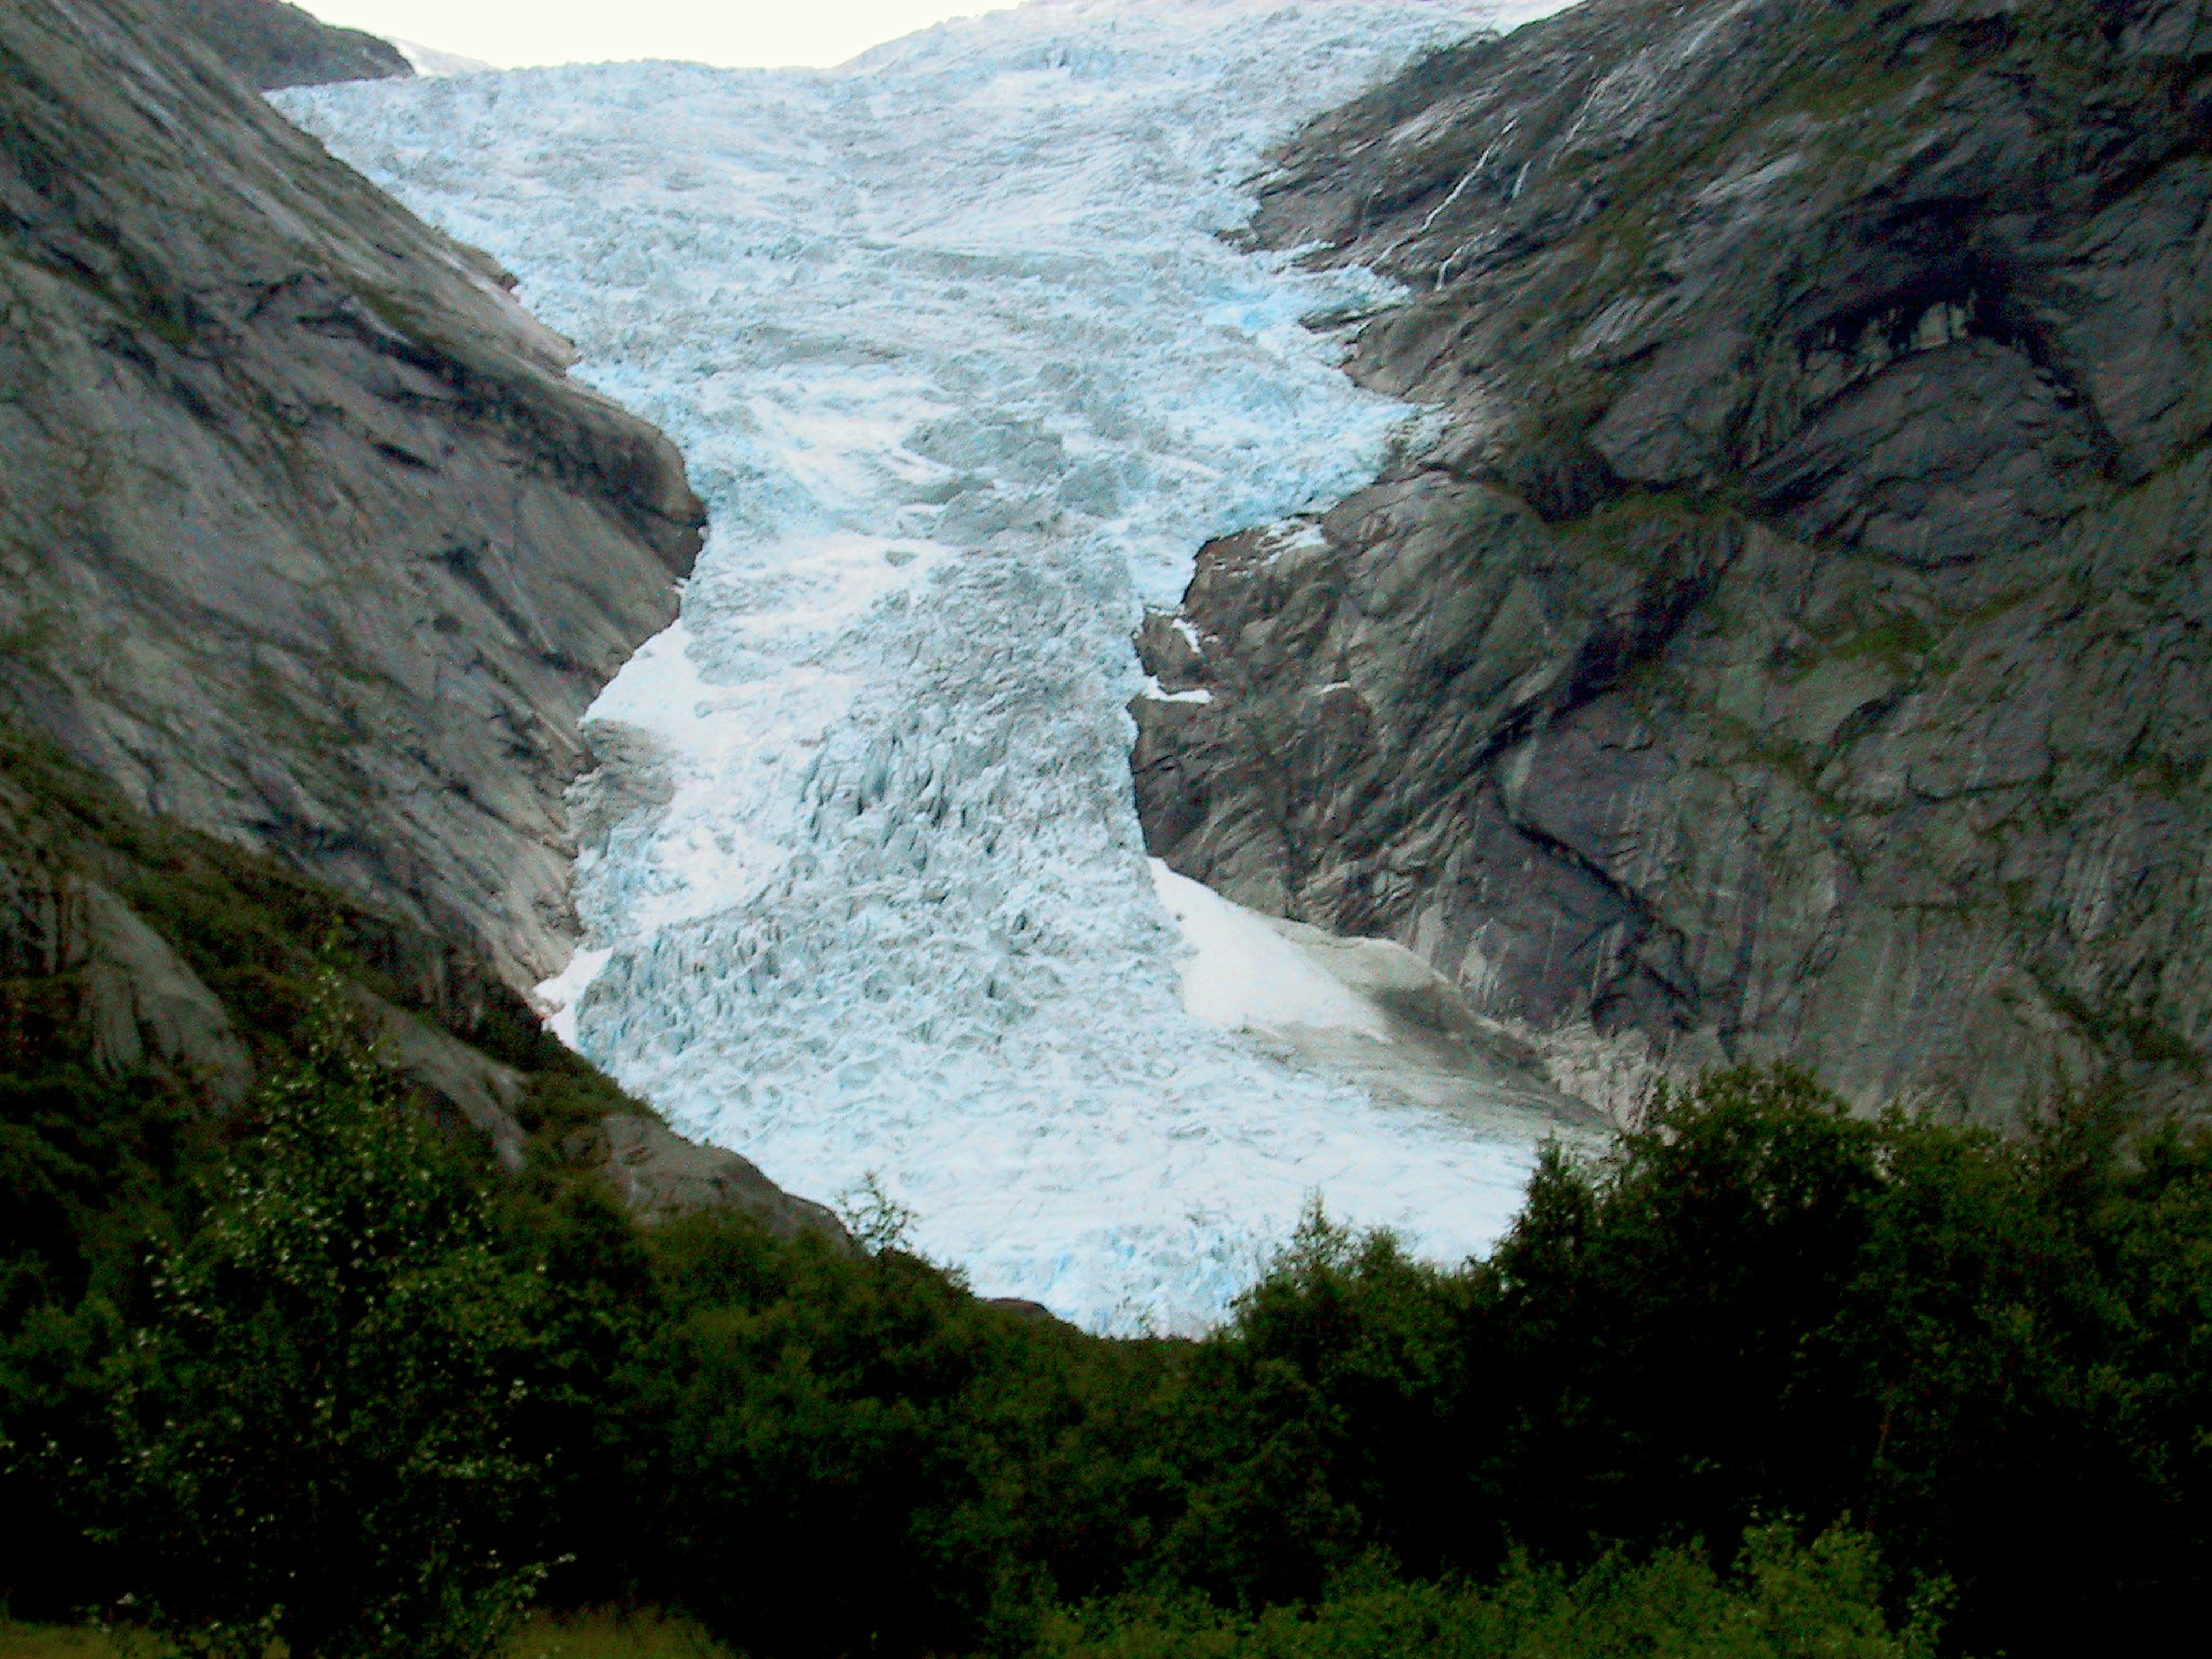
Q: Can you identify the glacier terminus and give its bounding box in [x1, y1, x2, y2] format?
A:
[278, 0, 1586, 1334]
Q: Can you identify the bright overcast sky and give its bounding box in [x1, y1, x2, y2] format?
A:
[292, 0, 1020, 69]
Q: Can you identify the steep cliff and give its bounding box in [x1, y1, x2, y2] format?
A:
[0, 0, 703, 993]
[0, 719, 853, 1247]
[1134, 0, 2212, 1117]
[171, 0, 412, 90]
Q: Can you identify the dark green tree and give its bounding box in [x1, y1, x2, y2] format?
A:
[83, 984, 548, 1659]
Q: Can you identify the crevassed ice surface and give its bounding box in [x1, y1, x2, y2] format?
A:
[279, 0, 1560, 1334]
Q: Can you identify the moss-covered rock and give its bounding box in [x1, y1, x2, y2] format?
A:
[0, 724, 841, 1233]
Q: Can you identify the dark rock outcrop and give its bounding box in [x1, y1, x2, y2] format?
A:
[0, 0, 704, 993]
[169, 0, 412, 90]
[0, 722, 849, 1239]
[566, 1113, 857, 1246]
[1135, 0, 2212, 1117]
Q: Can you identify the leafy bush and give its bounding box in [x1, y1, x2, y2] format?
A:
[7, 1021, 2209, 1659]
[1158, 1070, 2212, 1657]
[63, 988, 549, 1659]
[1038, 1525, 1940, 1659]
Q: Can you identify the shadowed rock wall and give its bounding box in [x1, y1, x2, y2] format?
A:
[169, 0, 413, 90]
[1134, 0, 2212, 1117]
[0, 722, 849, 1240]
[0, 0, 704, 991]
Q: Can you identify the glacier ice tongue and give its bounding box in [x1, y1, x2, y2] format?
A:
[278, 0, 1570, 1335]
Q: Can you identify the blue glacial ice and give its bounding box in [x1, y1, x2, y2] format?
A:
[278, 0, 1577, 1334]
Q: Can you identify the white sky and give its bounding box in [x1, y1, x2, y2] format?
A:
[292, 0, 1020, 69]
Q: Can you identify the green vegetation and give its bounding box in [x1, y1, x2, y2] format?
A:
[1, 722, 2206, 1659]
[1037, 1525, 1941, 1659]
[71, 993, 545, 1659]
[6, 1035, 2208, 1659]
[501, 1609, 736, 1659]
[0, 1608, 734, 1659]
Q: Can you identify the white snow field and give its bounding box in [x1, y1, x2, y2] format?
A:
[279, 0, 1587, 1333]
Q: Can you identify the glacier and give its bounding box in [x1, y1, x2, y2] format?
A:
[277, 0, 1586, 1334]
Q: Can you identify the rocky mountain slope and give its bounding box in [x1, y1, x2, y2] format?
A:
[1134, 0, 2212, 1118]
[0, 0, 703, 994]
[0, 717, 849, 1250]
[0, 0, 850, 1234]
[172, 0, 412, 90]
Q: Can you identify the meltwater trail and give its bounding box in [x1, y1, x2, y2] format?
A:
[280, 0, 1572, 1333]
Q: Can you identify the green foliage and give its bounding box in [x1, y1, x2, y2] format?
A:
[1153, 1211, 1467, 1605]
[623, 1217, 1074, 1658]
[1150, 1069, 2211, 1658]
[0, 1066, 195, 1328]
[1039, 1525, 1939, 1659]
[1469, 1069, 1889, 1560]
[0, 1607, 733, 1659]
[0, 1059, 207, 1620]
[0, 1620, 157, 1658]
[502, 1607, 736, 1659]
[66, 984, 549, 1659]
[4, 963, 2206, 1659]
[835, 1170, 920, 1255]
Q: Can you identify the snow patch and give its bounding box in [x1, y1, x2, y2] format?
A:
[1150, 861, 1392, 1041]
[537, 946, 612, 1048]
[1138, 677, 1212, 704]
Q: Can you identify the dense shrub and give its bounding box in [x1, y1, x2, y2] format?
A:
[1039, 1525, 1941, 1659]
[6, 1043, 2209, 1659]
[0, 1060, 207, 1623]
[26, 992, 549, 1659]
[1165, 1070, 2212, 1657]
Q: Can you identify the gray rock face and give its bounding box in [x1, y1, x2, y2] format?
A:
[0, 0, 704, 993]
[568, 1114, 857, 1247]
[168, 0, 412, 90]
[1134, 0, 2212, 1117]
[0, 853, 255, 1106]
[71, 877, 256, 1107]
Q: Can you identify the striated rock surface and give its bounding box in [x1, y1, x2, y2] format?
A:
[0, 0, 704, 991]
[169, 0, 412, 90]
[1134, 0, 2212, 1117]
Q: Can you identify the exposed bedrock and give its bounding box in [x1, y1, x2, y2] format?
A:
[170, 0, 414, 90]
[0, 726, 850, 1237]
[1134, 0, 2212, 1118]
[0, 0, 704, 991]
